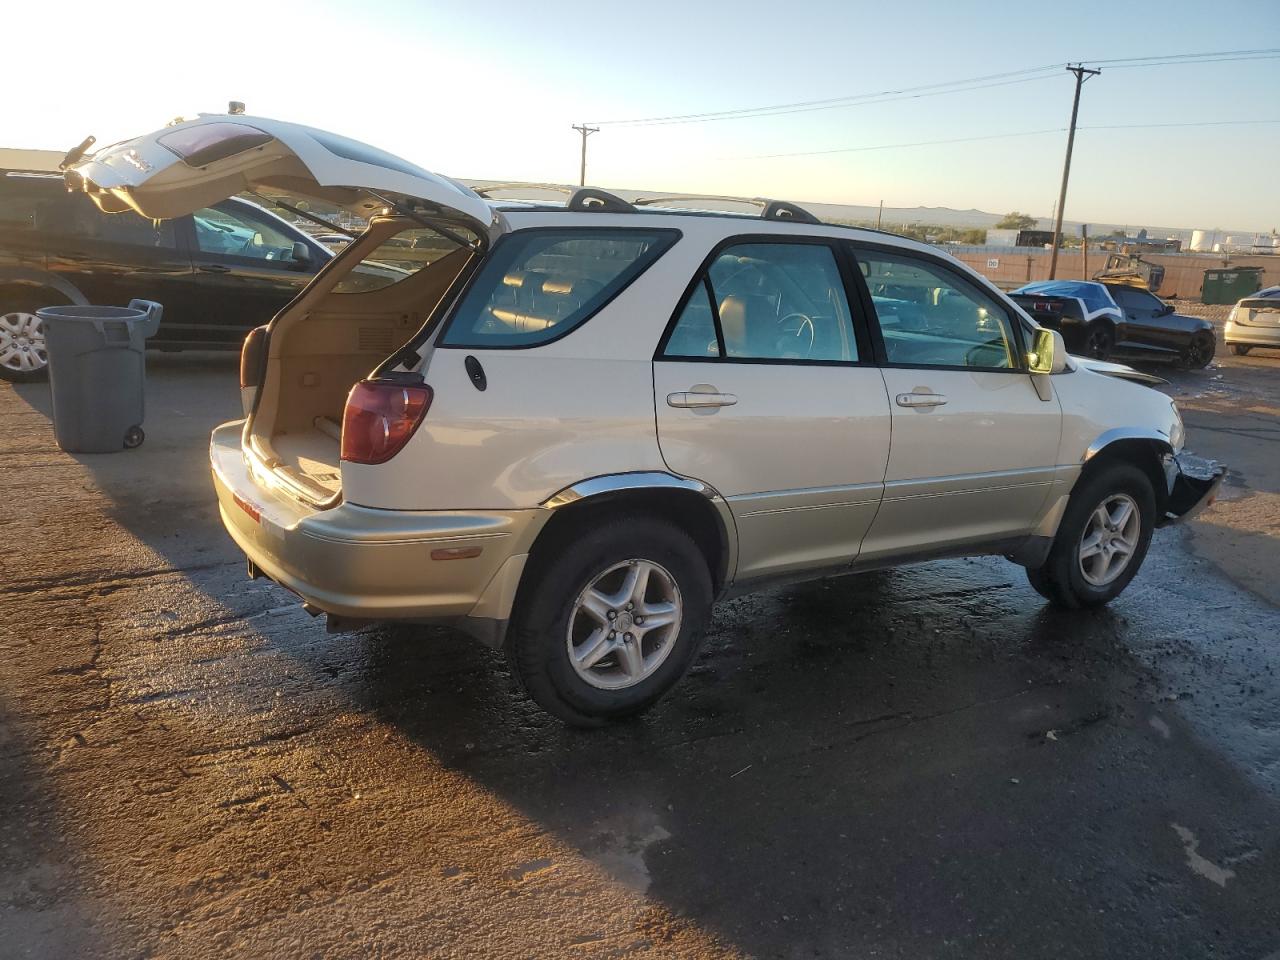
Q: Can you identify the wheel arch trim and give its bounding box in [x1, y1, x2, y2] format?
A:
[540, 471, 739, 593]
[1083, 427, 1174, 463]
[543, 471, 721, 508]
[0, 268, 89, 307]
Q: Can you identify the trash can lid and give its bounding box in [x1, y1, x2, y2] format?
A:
[35, 305, 150, 322]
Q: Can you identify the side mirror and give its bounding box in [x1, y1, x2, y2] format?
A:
[291, 240, 313, 266]
[1028, 327, 1067, 375]
[1159, 303, 1174, 316]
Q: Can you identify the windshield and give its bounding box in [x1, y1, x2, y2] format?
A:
[332, 224, 481, 294]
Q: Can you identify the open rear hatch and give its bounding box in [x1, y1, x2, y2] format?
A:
[66, 112, 495, 504]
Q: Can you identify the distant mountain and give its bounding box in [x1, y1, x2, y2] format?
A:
[462, 180, 1264, 243]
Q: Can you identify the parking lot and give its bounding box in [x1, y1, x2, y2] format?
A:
[2, 326, 1279, 958]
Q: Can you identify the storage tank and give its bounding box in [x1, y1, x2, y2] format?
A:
[1189, 229, 1210, 252]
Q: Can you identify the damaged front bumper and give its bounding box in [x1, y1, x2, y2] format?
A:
[1159, 453, 1226, 526]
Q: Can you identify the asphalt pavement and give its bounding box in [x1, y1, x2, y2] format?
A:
[1, 344, 1278, 959]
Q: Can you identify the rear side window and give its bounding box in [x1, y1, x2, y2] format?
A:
[20, 189, 174, 247]
[440, 228, 679, 348]
[0, 174, 60, 229]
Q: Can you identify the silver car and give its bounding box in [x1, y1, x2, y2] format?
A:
[1225, 285, 1280, 355]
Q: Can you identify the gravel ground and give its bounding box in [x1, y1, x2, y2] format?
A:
[1, 344, 1278, 959]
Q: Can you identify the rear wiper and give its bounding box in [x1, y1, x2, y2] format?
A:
[59, 135, 96, 171]
[247, 192, 361, 239]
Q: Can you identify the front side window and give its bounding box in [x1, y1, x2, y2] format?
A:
[1109, 285, 1164, 316]
[856, 249, 1019, 370]
[441, 228, 678, 348]
[663, 241, 858, 362]
[192, 202, 302, 263]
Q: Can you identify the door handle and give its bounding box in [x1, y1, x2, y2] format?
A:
[198, 263, 232, 274]
[667, 389, 738, 409]
[895, 392, 948, 408]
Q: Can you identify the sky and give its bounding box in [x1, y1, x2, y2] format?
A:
[5, 0, 1279, 232]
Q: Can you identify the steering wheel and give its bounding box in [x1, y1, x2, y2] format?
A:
[779, 312, 816, 357]
[964, 338, 1007, 368]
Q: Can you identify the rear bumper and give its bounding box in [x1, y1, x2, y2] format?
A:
[1224, 321, 1280, 347]
[1159, 453, 1225, 526]
[210, 420, 545, 633]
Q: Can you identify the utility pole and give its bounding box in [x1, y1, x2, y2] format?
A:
[876, 199, 884, 230]
[571, 124, 599, 187]
[1081, 223, 1089, 281]
[1048, 63, 1101, 279]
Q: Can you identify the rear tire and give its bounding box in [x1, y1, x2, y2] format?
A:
[1025, 463, 1156, 609]
[1230, 343, 1252, 356]
[1084, 322, 1114, 361]
[1182, 332, 1215, 369]
[508, 515, 713, 726]
[0, 290, 62, 383]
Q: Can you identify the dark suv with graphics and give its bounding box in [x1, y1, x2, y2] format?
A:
[0, 170, 330, 381]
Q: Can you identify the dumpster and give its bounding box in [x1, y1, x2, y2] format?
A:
[36, 299, 162, 453]
[1202, 266, 1264, 305]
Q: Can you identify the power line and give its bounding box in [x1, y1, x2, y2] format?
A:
[1083, 47, 1280, 66]
[587, 64, 1066, 126]
[742, 128, 1065, 160]
[736, 118, 1280, 160]
[586, 48, 1280, 128]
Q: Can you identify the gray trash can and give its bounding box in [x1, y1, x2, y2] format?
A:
[37, 299, 162, 453]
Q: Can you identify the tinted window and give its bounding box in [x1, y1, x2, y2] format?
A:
[665, 280, 720, 358]
[25, 190, 175, 247]
[0, 174, 60, 229]
[441, 229, 678, 347]
[158, 123, 272, 167]
[193, 203, 299, 262]
[858, 249, 1018, 370]
[662, 241, 858, 362]
[309, 130, 434, 180]
[1109, 286, 1164, 313]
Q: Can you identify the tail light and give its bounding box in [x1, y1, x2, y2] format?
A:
[340, 377, 433, 465]
[240, 326, 268, 388]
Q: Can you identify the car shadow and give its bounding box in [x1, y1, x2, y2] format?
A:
[330, 556, 1280, 957]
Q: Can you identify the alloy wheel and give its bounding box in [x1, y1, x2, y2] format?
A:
[1185, 335, 1213, 368]
[566, 559, 683, 690]
[0, 311, 47, 375]
[1085, 325, 1112, 360]
[1077, 493, 1141, 587]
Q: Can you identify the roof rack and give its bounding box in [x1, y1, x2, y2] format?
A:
[470, 182, 575, 199]
[566, 188, 635, 212]
[474, 184, 823, 224]
[632, 194, 822, 225]
[471, 182, 635, 213]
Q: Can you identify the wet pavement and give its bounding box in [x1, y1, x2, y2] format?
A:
[2, 344, 1278, 959]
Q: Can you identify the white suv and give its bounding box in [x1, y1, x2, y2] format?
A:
[69, 114, 1223, 725]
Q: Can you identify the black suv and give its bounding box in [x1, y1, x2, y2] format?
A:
[0, 170, 331, 382]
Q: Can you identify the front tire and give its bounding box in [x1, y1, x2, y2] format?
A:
[508, 516, 713, 726]
[1084, 322, 1115, 361]
[1182, 332, 1215, 369]
[1025, 463, 1156, 609]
